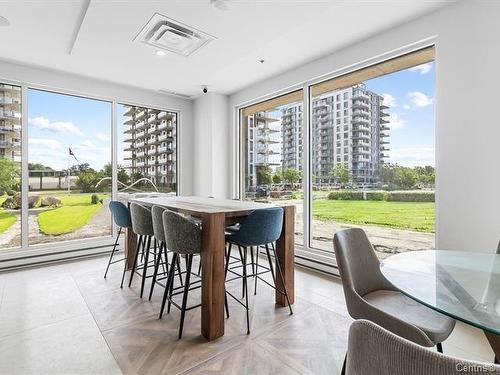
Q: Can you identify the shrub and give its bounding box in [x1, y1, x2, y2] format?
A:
[6, 189, 15, 196]
[366, 191, 387, 201]
[386, 191, 434, 202]
[327, 190, 363, 200]
[91, 194, 100, 204]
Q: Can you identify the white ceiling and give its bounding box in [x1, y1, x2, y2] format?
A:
[0, 0, 455, 97]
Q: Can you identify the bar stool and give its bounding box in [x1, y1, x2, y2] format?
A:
[225, 207, 293, 334]
[105, 201, 132, 287]
[149, 205, 183, 300]
[129, 203, 156, 298]
[159, 210, 203, 339]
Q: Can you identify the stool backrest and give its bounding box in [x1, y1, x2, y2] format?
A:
[109, 201, 132, 228]
[130, 203, 154, 236]
[162, 210, 201, 255]
[229, 207, 284, 247]
[151, 205, 167, 243]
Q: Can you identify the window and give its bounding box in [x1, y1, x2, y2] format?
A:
[0, 83, 22, 251]
[117, 104, 178, 194]
[240, 89, 304, 244]
[27, 89, 112, 246]
[309, 46, 435, 260]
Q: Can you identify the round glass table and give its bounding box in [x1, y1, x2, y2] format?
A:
[380, 250, 500, 359]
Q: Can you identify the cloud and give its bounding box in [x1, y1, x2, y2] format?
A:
[408, 91, 433, 108]
[403, 104, 411, 110]
[29, 116, 84, 136]
[80, 140, 94, 148]
[382, 93, 396, 108]
[389, 147, 435, 167]
[28, 138, 62, 150]
[408, 62, 432, 75]
[388, 113, 405, 130]
[96, 132, 110, 142]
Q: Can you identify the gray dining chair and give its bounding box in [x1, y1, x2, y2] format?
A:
[333, 228, 455, 352]
[343, 320, 500, 375]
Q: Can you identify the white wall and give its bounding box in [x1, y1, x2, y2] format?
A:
[0, 59, 195, 195]
[227, 0, 500, 252]
[193, 92, 230, 198]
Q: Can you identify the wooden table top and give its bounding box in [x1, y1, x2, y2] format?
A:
[129, 195, 283, 218]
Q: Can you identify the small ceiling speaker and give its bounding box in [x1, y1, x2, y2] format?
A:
[0, 16, 10, 26]
[210, 0, 231, 11]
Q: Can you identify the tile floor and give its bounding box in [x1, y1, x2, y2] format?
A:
[0, 254, 495, 374]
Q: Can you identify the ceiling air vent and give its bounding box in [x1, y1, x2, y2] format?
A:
[135, 13, 215, 57]
[158, 89, 192, 99]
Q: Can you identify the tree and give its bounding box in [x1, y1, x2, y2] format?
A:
[282, 168, 301, 185]
[394, 166, 418, 189]
[256, 165, 272, 186]
[329, 164, 351, 187]
[272, 169, 282, 184]
[0, 158, 20, 193]
[75, 170, 100, 193]
[117, 168, 129, 185]
[414, 165, 435, 186]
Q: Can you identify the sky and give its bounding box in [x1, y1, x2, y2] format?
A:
[28, 89, 112, 171]
[365, 61, 435, 167]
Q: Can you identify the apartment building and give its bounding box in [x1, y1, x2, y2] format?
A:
[0, 84, 21, 162]
[278, 84, 390, 186]
[245, 113, 281, 187]
[123, 106, 177, 189]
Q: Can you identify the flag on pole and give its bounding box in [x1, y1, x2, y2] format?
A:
[69, 147, 79, 162]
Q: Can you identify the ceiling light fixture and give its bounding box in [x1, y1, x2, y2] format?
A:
[156, 50, 166, 56]
[210, 0, 231, 11]
[0, 16, 10, 27]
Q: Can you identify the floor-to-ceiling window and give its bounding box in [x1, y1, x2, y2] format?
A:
[239, 46, 436, 266]
[240, 89, 304, 244]
[27, 89, 112, 245]
[0, 83, 22, 250]
[117, 104, 178, 195]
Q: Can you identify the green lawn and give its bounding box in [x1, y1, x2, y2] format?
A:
[312, 199, 435, 232]
[0, 195, 16, 234]
[37, 193, 109, 235]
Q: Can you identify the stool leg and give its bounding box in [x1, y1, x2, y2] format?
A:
[104, 227, 121, 278]
[224, 243, 232, 319]
[140, 235, 152, 298]
[250, 245, 255, 276]
[176, 256, 184, 287]
[271, 244, 293, 315]
[254, 245, 259, 295]
[178, 254, 193, 339]
[242, 246, 250, 334]
[149, 241, 164, 300]
[128, 235, 143, 287]
[264, 244, 276, 285]
[159, 253, 177, 319]
[238, 245, 245, 298]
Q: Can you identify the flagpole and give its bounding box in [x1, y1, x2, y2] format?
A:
[68, 150, 71, 194]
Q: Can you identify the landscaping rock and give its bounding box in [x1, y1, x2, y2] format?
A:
[41, 196, 61, 207]
[1, 193, 40, 209]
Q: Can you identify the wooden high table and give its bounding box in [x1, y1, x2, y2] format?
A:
[124, 196, 295, 341]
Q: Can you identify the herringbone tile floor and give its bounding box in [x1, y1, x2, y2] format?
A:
[0, 254, 494, 374]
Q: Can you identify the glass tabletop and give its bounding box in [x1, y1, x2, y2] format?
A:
[380, 250, 500, 335]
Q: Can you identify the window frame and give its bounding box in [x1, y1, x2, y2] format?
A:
[234, 39, 437, 275]
[0, 80, 182, 267]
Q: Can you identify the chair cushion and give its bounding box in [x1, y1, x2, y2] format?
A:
[363, 290, 455, 345]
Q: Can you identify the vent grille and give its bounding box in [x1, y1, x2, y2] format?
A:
[158, 89, 192, 99]
[135, 13, 215, 57]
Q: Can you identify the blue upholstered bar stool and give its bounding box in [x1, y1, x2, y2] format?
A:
[129, 203, 156, 298]
[105, 201, 132, 287]
[149, 205, 183, 300]
[159, 210, 203, 339]
[225, 207, 293, 334]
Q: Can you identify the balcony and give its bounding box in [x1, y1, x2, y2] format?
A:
[0, 140, 20, 148]
[352, 100, 369, 109]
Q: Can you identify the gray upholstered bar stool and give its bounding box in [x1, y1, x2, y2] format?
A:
[159, 209, 203, 339]
[129, 202, 157, 298]
[149, 205, 183, 300]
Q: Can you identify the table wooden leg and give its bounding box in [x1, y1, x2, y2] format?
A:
[201, 213, 226, 341]
[125, 228, 137, 270]
[484, 331, 500, 362]
[275, 205, 295, 306]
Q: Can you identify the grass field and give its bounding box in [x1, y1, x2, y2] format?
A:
[37, 193, 109, 235]
[312, 199, 435, 232]
[0, 195, 16, 234]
